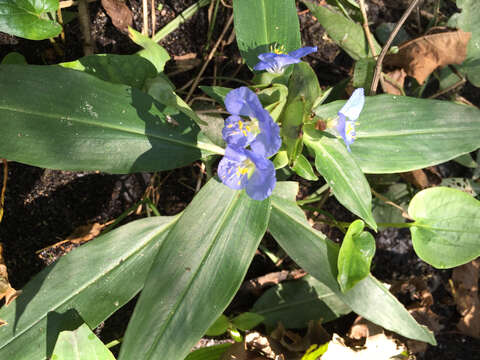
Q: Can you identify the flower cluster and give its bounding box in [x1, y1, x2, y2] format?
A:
[336, 88, 365, 151]
[218, 87, 281, 200]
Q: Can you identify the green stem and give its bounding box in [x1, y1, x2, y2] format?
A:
[296, 183, 330, 205]
[205, 0, 220, 52]
[105, 338, 123, 349]
[144, 197, 161, 216]
[103, 198, 144, 234]
[377, 222, 414, 228]
[153, 0, 211, 43]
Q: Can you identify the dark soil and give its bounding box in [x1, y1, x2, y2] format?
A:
[1, 0, 480, 359]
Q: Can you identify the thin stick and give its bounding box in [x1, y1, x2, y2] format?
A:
[371, 188, 413, 220]
[77, 0, 94, 55]
[186, 14, 234, 103]
[358, 0, 377, 58]
[151, 0, 156, 38]
[428, 78, 466, 99]
[370, 0, 421, 95]
[142, 0, 149, 35]
[0, 160, 7, 223]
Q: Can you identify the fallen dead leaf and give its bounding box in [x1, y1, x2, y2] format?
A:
[452, 259, 480, 338]
[101, 0, 133, 33]
[0, 243, 22, 306]
[399, 167, 441, 190]
[322, 333, 406, 360]
[348, 317, 384, 340]
[382, 69, 407, 95]
[271, 321, 330, 353]
[385, 30, 471, 84]
[0, 319, 6, 327]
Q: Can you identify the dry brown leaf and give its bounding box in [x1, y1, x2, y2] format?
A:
[385, 30, 471, 84]
[271, 321, 329, 353]
[101, 0, 133, 33]
[348, 317, 384, 340]
[322, 333, 406, 360]
[452, 259, 480, 338]
[220, 332, 285, 360]
[382, 69, 407, 95]
[399, 169, 429, 189]
[0, 243, 22, 306]
[0, 319, 6, 327]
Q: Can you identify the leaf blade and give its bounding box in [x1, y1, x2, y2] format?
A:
[314, 94, 480, 173]
[119, 179, 271, 360]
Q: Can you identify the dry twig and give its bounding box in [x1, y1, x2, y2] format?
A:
[186, 14, 234, 103]
[370, 0, 421, 94]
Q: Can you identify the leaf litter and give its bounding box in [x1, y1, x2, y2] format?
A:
[385, 30, 471, 84]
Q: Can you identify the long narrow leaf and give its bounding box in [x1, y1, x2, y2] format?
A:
[314, 95, 480, 173]
[0, 65, 223, 173]
[119, 179, 271, 360]
[0, 216, 177, 360]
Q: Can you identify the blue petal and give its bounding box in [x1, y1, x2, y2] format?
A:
[287, 46, 317, 59]
[336, 113, 355, 152]
[225, 87, 264, 118]
[222, 115, 256, 148]
[338, 88, 365, 121]
[218, 147, 249, 190]
[253, 60, 273, 71]
[244, 151, 276, 200]
[254, 53, 300, 73]
[250, 109, 281, 157]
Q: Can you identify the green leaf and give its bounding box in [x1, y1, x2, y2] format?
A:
[233, 0, 301, 69]
[0, 0, 62, 40]
[281, 62, 321, 164]
[448, 0, 480, 87]
[205, 315, 229, 336]
[269, 183, 436, 344]
[184, 343, 232, 360]
[1, 52, 27, 64]
[199, 86, 231, 106]
[337, 220, 376, 292]
[302, 0, 380, 60]
[119, 179, 271, 360]
[259, 83, 289, 122]
[372, 183, 408, 229]
[0, 216, 177, 359]
[408, 187, 480, 268]
[146, 75, 208, 126]
[454, 153, 478, 168]
[128, 27, 170, 73]
[303, 126, 376, 230]
[292, 154, 318, 181]
[353, 58, 376, 89]
[314, 95, 480, 173]
[60, 54, 157, 89]
[0, 65, 223, 173]
[252, 275, 351, 329]
[230, 312, 264, 331]
[52, 322, 115, 360]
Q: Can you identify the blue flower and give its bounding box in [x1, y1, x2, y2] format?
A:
[218, 146, 276, 201]
[223, 87, 281, 158]
[336, 88, 365, 151]
[253, 46, 317, 74]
